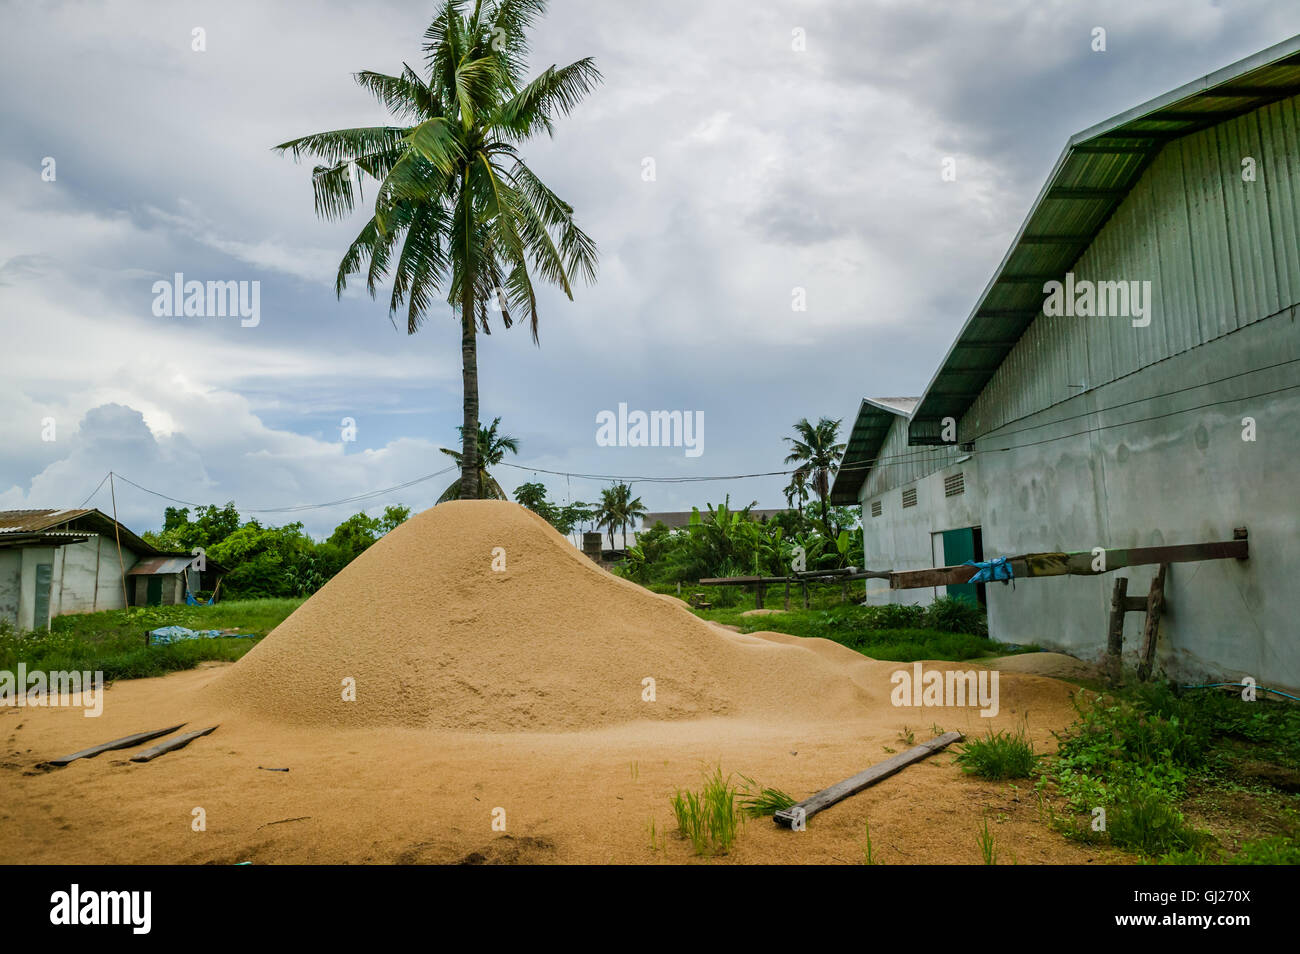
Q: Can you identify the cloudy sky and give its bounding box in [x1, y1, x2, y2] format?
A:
[2, 0, 1297, 536]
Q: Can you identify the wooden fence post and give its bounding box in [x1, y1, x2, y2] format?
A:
[1106, 577, 1128, 686]
[1136, 564, 1168, 682]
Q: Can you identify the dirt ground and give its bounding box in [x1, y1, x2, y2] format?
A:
[0, 650, 1120, 865]
[1, 504, 1127, 864]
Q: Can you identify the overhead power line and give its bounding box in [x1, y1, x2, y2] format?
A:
[75, 359, 1297, 515]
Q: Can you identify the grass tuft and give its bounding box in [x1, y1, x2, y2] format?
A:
[956, 726, 1038, 780]
[671, 766, 741, 855]
[736, 774, 797, 819]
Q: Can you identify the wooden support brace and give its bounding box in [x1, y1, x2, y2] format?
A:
[1105, 577, 1128, 687]
[1136, 564, 1168, 682]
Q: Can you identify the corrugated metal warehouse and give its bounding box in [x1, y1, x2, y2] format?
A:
[830, 37, 1300, 692]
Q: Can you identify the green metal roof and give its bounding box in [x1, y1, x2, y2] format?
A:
[828, 397, 917, 504]
[909, 34, 1300, 444]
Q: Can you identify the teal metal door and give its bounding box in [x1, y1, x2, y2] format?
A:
[33, 563, 53, 629]
[146, 576, 163, 606]
[941, 529, 978, 604]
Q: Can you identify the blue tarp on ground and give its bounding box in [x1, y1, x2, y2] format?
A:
[148, 626, 254, 645]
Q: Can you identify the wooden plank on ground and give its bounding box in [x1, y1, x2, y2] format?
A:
[129, 725, 218, 763]
[49, 724, 187, 767]
[774, 731, 964, 828]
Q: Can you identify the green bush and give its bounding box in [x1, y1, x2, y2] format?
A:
[1106, 780, 1200, 855]
[923, 596, 988, 637]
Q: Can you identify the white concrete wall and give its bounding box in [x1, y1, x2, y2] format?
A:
[860, 441, 982, 606]
[975, 309, 1300, 691]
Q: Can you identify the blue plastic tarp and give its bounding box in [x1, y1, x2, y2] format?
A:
[963, 556, 1014, 585]
[148, 626, 251, 645]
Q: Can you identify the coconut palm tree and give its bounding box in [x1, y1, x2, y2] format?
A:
[782, 469, 809, 516]
[438, 417, 519, 501]
[275, 0, 599, 499]
[612, 483, 647, 549]
[594, 482, 646, 550]
[783, 417, 845, 537]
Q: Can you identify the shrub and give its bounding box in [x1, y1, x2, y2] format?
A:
[1106, 780, 1200, 855]
[923, 596, 988, 637]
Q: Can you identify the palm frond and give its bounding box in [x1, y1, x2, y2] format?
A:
[274, 126, 408, 164]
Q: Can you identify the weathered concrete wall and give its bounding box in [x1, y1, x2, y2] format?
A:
[52, 536, 109, 615]
[88, 537, 137, 613]
[17, 546, 56, 631]
[0, 551, 20, 627]
[976, 307, 1300, 691]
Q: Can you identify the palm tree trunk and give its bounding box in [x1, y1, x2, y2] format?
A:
[459, 220, 480, 500]
[817, 471, 833, 537]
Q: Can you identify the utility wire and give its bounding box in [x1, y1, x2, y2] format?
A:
[84, 361, 1297, 513]
[108, 465, 457, 515]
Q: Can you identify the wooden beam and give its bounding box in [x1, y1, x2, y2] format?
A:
[698, 575, 790, 586]
[890, 537, 1247, 590]
[129, 725, 218, 763]
[49, 724, 187, 767]
[774, 731, 964, 828]
[1136, 565, 1168, 682]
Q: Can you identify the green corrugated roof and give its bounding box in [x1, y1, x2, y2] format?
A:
[909, 34, 1300, 444]
[828, 398, 917, 504]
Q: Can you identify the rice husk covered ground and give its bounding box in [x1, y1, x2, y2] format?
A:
[0, 502, 1117, 864]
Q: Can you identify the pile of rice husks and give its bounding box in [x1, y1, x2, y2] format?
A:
[200, 501, 884, 731]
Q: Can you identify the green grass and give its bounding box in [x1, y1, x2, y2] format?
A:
[955, 726, 1038, 780]
[735, 774, 797, 819]
[0, 598, 303, 681]
[976, 815, 998, 865]
[860, 819, 878, 864]
[671, 766, 742, 855]
[1038, 682, 1300, 863]
[690, 602, 1034, 663]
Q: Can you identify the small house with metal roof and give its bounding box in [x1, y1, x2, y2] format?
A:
[0, 509, 226, 631]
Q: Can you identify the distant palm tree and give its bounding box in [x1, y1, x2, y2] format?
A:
[438, 417, 519, 501]
[595, 482, 646, 550]
[783, 470, 809, 516]
[783, 417, 845, 536]
[275, 1, 599, 500]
